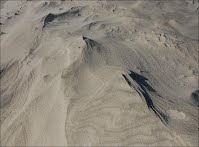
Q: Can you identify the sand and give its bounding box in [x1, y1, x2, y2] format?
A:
[0, 0, 198, 146]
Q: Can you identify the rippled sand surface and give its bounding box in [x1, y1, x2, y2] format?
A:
[0, 0, 198, 146]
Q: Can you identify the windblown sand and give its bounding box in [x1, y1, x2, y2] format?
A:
[0, 0, 198, 146]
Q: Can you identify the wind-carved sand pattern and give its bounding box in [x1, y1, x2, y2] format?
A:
[0, 0, 198, 146]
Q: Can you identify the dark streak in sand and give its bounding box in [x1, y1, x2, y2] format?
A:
[123, 71, 169, 124]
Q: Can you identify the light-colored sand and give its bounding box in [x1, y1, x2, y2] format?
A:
[0, 0, 198, 146]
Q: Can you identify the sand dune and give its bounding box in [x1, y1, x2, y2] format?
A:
[0, 0, 198, 146]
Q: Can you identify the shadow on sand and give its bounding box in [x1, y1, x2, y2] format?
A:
[123, 71, 168, 124]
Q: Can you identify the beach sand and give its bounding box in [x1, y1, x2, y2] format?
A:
[0, 0, 198, 146]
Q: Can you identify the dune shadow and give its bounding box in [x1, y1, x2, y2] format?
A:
[43, 13, 56, 28]
[123, 71, 168, 124]
[191, 89, 199, 107]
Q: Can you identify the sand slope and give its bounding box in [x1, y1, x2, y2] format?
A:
[0, 0, 198, 146]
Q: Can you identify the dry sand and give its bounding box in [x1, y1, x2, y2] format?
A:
[0, 0, 198, 146]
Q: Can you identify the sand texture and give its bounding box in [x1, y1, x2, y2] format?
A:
[0, 0, 198, 146]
